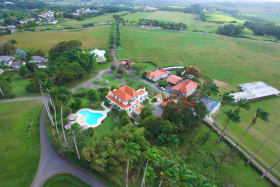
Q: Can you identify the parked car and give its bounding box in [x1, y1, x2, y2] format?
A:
[160, 87, 166, 91]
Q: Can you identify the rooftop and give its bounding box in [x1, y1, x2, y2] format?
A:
[171, 79, 198, 94]
[147, 68, 169, 79]
[166, 75, 182, 85]
[111, 85, 138, 102]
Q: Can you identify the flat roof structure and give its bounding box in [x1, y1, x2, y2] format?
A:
[231, 81, 280, 102]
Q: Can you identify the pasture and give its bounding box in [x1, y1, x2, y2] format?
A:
[0, 100, 42, 186]
[0, 26, 110, 52]
[119, 26, 280, 178]
[43, 174, 90, 187]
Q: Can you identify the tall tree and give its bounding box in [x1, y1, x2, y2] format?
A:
[141, 147, 160, 187]
[125, 142, 141, 187]
[234, 108, 269, 150]
[211, 92, 234, 132]
[247, 124, 280, 165]
[158, 159, 176, 187]
[57, 87, 71, 143]
[217, 108, 241, 143]
[203, 81, 219, 111]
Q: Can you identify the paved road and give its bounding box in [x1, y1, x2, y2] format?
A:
[32, 107, 108, 187]
[0, 96, 42, 103]
[204, 116, 280, 186]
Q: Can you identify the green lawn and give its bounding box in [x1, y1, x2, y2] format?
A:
[9, 74, 32, 97]
[207, 13, 245, 24]
[0, 100, 42, 186]
[179, 124, 271, 187]
[94, 112, 120, 137]
[43, 174, 90, 187]
[93, 75, 121, 87]
[119, 26, 280, 179]
[0, 26, 110, 52]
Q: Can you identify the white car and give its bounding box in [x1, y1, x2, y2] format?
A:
[160, 87, 166, 91]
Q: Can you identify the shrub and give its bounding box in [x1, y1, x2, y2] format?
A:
[158, 80, 168, 87]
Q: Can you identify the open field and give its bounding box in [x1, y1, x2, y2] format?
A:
[206, 13, 245, 24]
[33, 12, 126, 31]
[43, 174, 90, 187]
[119, 26, 280, 178]
[180, 124, 271, 187]
[0, 26, 110, 52]
[0, 100, 42, 186]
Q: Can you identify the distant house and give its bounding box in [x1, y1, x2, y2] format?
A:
[161, 99, 178, 107]
[106, 85, 148, 116]
[30, 56, 48, 64]
[91, 49, 106, 62]
[121, 59, 135, 68]
[146, 68, 169, 82]
[156, 93, 163, 102]
[166, 75, 183, 85]
[11, 60, 25, 69]
[0, 56, 14, 66]
[171, 79, 198, 97]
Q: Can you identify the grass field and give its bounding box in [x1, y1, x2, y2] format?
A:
[119, 26, 280, 178]
[0, 26, 110, 52]
[180, 124, 271, 187]
[33, 12, 126, 31]
[43, 174, 90, 187]
[0, 100, 42, 186]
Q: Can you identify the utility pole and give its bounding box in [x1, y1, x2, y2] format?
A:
[259, 159, 280, 179]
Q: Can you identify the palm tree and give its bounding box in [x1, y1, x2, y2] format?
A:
[247, 123, 280, 165]
[141, 147, 160, 187]
[217, 108, 241, 143]
[158, 159, 176, 187]
[50, 87, 60, 135]
[57, 87, 71, 143]
[211, 92, 234, 132]
[260, 158, 280, 179]
[234, 108, 269, 150]
[125, 142, 141, 187]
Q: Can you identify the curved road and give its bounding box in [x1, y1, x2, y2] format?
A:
[31, 108, 108, 187]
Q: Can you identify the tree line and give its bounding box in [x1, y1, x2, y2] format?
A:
[216, 24, 244, 37]
[139, 19, 187, 30]
[244, 21, 280, 40]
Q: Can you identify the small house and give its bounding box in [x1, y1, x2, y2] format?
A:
[166, 75, 183, 85]
[146, 68, 169, 82]
[30, 56, 48, 64]
[171, 79, 198, 97]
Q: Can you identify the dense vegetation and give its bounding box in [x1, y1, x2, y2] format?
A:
[26, 40, 97, 92]
[139, 19, 187, 30]
[244, 21, 280, 39]
[216, 24, 244, 37]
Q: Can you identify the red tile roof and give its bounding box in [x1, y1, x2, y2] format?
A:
[166, 75, 182, 85]
[129, 62, 135, 65]
[137, 89, 146, 96]
[111, 85, 138, 102]
[107, 94, 131, 109]
[147, 68, 169, 80]
[156, 93, 162, 99]
[171, 79, 198, 94]
[161, 99, 178, 107]
[121, 61, 127, 65]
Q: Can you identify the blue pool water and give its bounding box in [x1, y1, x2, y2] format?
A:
[79, 110, 104, 125]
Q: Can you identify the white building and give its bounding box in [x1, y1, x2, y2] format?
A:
[231, 82, 280, 102]
[90, 49, 106, 62]
[106, 85, 148, 116]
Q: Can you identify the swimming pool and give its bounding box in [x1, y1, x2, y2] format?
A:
[79, 110, 104, 126]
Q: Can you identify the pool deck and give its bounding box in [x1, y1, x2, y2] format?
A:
[66, 102, 111, 130]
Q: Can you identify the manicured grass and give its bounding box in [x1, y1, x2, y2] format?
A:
[119, 26, 280, 179]
[0, 26, 110, 52]
[0, 100, 43, 186]
[179, 124, 271, 187]
[216, 97, 280, 179]
[43, 174, 90, 187]
[94, 112, 120, 137]
[9, 74, 31, 97]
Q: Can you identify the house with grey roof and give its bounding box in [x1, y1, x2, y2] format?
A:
[30, 56, 48, 64]
[0, 56, 15, 66]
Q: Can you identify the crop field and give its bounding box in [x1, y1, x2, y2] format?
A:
[0, 100, 42, 186]
[0, 26, 110, 52]
[119, 26, 280, 178]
